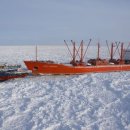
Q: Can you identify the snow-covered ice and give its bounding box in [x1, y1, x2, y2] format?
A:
[0, 45, 130, 130]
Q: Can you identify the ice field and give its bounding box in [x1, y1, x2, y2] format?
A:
[0, 45, 130, 130]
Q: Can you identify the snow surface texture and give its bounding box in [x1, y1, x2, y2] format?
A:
[0, 45, 130, 130]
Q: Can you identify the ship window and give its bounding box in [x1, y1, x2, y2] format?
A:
[34, 66, 38, 70]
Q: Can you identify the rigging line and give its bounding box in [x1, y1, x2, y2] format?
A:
[113, 42, 120, 57]
[75, 44, 81, 59]
[123, 42, 130, 58]
[71, 40, 81, 59]
[82, 39, 92, 60]
[64, 40, 73, 58]
[106, 40, 111, 57]
[116, 42, 121, 57]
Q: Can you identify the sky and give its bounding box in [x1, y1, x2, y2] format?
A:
[0, 0, 130, 45]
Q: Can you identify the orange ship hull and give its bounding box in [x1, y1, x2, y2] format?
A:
[24, 61, 130, 75]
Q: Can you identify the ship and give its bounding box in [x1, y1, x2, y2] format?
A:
[0, 71, 28, 82]
[0, 64, 28, 81]
[24, 40, 130, 75]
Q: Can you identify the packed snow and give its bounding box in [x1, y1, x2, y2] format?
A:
[0, 45, 130, 130]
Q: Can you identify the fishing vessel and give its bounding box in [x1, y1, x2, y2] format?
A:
[24, 40, 130, 75]
[0, 64, 28, 81]
[0, 71, 28, 82]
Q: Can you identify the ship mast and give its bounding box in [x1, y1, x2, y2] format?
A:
[80, 40, 83, 63]
[120, 42, 124, 63]
[72, 41, 76, 64]
[110, 43, 114, 60]
[97, 42, 100, 60]
[36, 45, 38, 61]
[65, 39, 91, 66]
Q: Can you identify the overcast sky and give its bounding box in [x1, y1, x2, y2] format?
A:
[0, 0, 130, 45]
